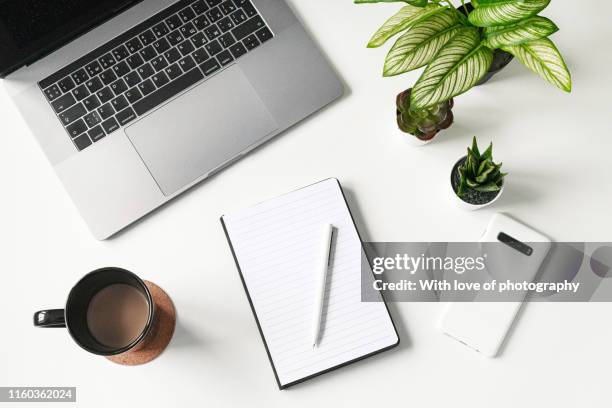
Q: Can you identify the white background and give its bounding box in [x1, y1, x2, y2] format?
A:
[2, 0, 612, 407]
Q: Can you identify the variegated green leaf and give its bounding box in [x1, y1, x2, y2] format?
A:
[411, 28, 494, 109]
[384, 10, 462, 76]
[355, 0, 428, 6]
[484, 16, 558, 48]
[469, 0, 550, 27]
[367, 4, 445, 48]
[502, 38, 571, 92]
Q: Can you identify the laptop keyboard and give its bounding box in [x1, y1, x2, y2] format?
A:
[38, 0, 273, 152]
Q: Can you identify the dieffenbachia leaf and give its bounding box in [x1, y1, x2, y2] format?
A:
[355, 0, 428, 6]
[367, 4, 446, 48]
[484, 16, 558, 48]
[469, 0, 550, 27]
[384, 9, 462, 76]
[410, 28, 494, 109]
[502, 38, 571, 92]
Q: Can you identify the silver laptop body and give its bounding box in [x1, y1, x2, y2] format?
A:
[4, 0, 343, 239]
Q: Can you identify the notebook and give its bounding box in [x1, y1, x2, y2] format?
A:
[221, 178, 399, 389]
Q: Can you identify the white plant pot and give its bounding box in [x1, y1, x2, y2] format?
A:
[450, 157, 505, 211]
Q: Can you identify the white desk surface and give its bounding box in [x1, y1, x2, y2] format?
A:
[1, 1, 611, 407]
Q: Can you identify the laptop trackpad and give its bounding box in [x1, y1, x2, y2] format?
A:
[126, 66, 278, 196]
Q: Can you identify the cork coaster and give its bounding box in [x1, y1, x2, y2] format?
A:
[106, 280, 176, 366]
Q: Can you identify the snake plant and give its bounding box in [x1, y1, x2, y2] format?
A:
[356, 0, 571, 109]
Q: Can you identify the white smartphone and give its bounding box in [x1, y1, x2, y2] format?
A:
[438, 213, 552, 357]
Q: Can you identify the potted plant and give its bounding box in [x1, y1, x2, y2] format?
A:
[356, 0, 571, 139]
[396, 88, 454, 145]
[452, 137, 506, 210]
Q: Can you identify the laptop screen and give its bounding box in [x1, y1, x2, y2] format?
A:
[0, 0, 141, 76]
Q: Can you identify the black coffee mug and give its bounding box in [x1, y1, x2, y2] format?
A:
[34, 267, 155, 356]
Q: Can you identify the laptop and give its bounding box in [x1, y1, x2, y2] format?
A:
[0, 0, 343, 239]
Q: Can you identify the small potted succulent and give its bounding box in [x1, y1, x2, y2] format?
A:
[451, 137, 506, 210]
[396, 88, 453, 145]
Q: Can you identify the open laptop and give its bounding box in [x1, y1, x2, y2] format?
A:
[1, 0, 343, 239]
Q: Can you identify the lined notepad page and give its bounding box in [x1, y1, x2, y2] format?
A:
[222, 179, 398, 387]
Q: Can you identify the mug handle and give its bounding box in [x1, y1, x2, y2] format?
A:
[33, 309, 66, 328]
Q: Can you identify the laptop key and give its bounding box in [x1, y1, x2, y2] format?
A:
[153, 38, 171, 54]
[178, 55, 197, 72]
[88, 125, 106, 142]
[111, 95, 129, 111]
[138, 79, 156, 96]
[165, 48, 182, 63]
[191, 0, 209, 14]
[137, 63, 155, 79]
[243, 34, 260, 51]
[232, 16, 264, 41]
[217, 17, 234, 32]
[112, 61, 130, 78]
[66, 119, 88, 138]
[165, 63, 183, 80]
[112, 45, 130, 61]
[219, 32, 236, 48]
[72, 84, 90, 101]
[256, 27, 273, 43]
[228, 42, 247, 59]
[110, 78, 128, 96]
[124, 71, 141, 88]
[204, 25, 221, 41]
[99, 53, 116, 69]
[85, 61, 103, 77]
[83, 94, 101, 111]
[217, 50, 234, 66]
[179, 7, 196, 23]
[43, 84, 61, 101]
[179, 22, 198, 38]
[116, 107, 137, 126]
[126, 37, 144, 53]
[231, 0, 248, 7]
[100, 69, 117, 85]
[167, 30, 185, 46]
[192, 48, 209, 64]
[125, 87, 143, 104]
[191, 32, 208, 47]
[96, 87, 115, 103]
[140, 45, 158, 62]
[200, 58, 221, 76]
[85, 77, 103, 94]
[230, 9, 247, 25]
[151, 55, 169, 72]
[51, 93, 76, 113]
[153, 22, 170, 38]
[127, 53, 145, 70]
[73, 134, 92, 150]
[139, 30, 157, 45]
[206, 7, 223, 22]
[178, 40, 195, 56]
[97, 103, 115, 120]
[242, 0, 257, 17]
[152, 71, 170, 87]
[84, 111, 102, 127]
[194, 16, 210, 30]
[220, 0, 236, 15]
[101, 117, 120, 134]
[133, 68, 204, 116]
[205, 40, 222, 56]
[58, 77, 76, 93]
[71, 69, 89, 85]
[206, 0, 223, 7]
[166, 15, 183, 30]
